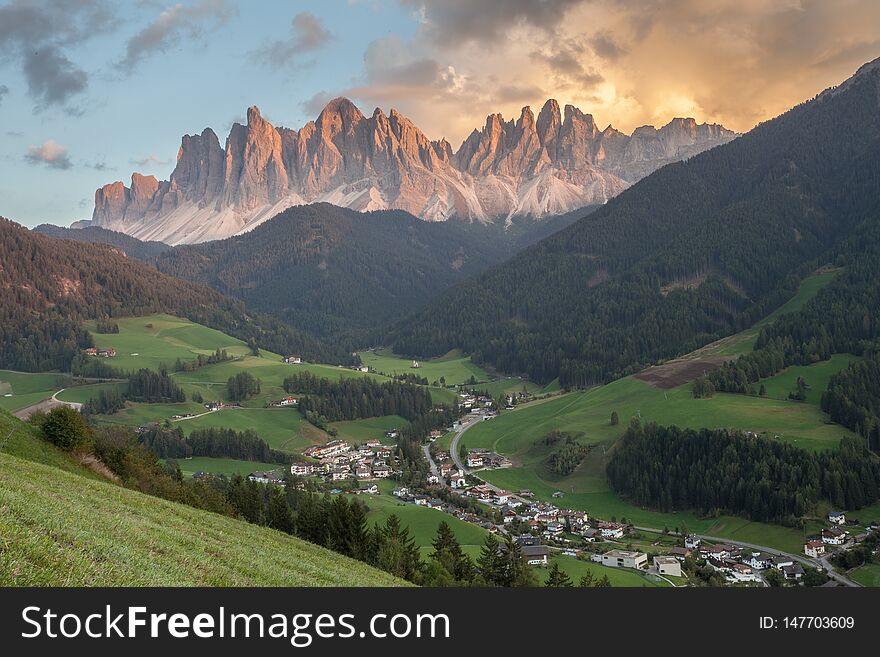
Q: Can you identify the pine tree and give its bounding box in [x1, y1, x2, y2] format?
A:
[545, 562, 573, 587]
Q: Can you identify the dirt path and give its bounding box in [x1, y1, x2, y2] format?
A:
[12, 389, 83, 420]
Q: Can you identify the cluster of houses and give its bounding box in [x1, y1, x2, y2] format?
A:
[801, 510, 871, 557]
[457, 392, 495, 413]
[290, 439, 395, 482]
[82, 347, 117, 358]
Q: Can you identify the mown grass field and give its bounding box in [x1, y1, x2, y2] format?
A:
[176, 407, 328, 453]
[174, 456, 283, 478]
[849, 563, 880, 587]
[364, 492, 489, 551]
[0, 371, 64, 412]
[85, 314, 252, 372]
[757, 354, 858, 405]
[55, 381, 127, 404]
[359, 348, 489, 385]
[329, 415, 407, 443]
[0, 410, 404, 587]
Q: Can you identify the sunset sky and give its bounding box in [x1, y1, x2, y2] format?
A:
[2, 0, 879, 227]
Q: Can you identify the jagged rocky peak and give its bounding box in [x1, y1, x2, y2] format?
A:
[92, 96, 738, 245]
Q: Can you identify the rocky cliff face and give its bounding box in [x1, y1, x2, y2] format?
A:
[92, 98, 736, 244]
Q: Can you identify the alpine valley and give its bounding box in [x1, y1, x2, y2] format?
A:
[5, 49, 880, 592]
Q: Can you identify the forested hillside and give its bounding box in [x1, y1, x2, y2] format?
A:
[151, 204, 592, 339]
[0, 218, 344, 371]
[390, 61, 880, 388]
[32, 224, 171, 260]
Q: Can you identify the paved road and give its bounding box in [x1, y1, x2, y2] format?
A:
[449, 416, 483, 472]
[13, 389, 83, 420]
[422, 443, 439, 477]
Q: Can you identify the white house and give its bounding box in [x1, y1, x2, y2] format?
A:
[804, 540, 826, 558]
[602, 550, 648, 571]
[822, 528, 848, 545]
[283, 355, 302, 364]
[653, 556, 682, 578]
[828, 511, 846, 525]
[392, 486, 409, 497]
[449, 473, 466, 489]
[684, 535, 701, 549]
[466, 453, 484, 468]
[290, 463, 313, 476]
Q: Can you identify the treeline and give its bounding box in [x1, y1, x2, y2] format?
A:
[284, 372, 432, 422]
[127, 368, 185, 403]
[174, 348, 233, 372]
[227, 371, 260, 401]
[389, 64, 880, 388]
[95, 319, 119, 334]
[542, 431, 591, 476]
[822, 351, 880, 451]
[137, 424, 290, 464]
[0, 217, 346, 373]
[607, 422, 880, 524]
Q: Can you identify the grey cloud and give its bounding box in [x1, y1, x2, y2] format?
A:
[118, 0, 233, 72]
[24, 139, 72, 169]
[301, 90, 338, 116]
[401, 0, 582, 45]
[24, 47, 88, 106]
[0, 1, 115, 109]
[260, 12, 332, 66]
[589, 31, 626, 61]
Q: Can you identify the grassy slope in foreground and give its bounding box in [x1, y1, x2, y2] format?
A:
[0, 411, 404, 587]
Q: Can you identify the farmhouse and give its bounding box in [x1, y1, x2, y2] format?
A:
[804, 540, 826, 558]
[728, 563, 759, 583]
[248, 471, 285, 486]
[283, 355, 302, 364]
[392, 487, 409, 497]
[669, 547, 692, 560]
[743, 552, 774, 570]
[372, 464, 391, 478]
[83, 347, 97, 356]
[684, 535, 701, 549]
[822, 527, 848, 545]
[466, 452, 484, 468]
[272, 396, 297, 407]
[772, 556, 795, 570]
[449, 473, 466, 488]
[653, 556, 682, 578]
[828, 511, 846, 525]
[783, 564, 805, 580]
[602, 550, 648, 571]
[520, 545, 550, 566]
[97, 348, 117, 358]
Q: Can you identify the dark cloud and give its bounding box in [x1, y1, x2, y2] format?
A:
[0, 1, 115, 109]
[400, 0, 582, 45]
[23, 47, 88, 106]
[259, 12, 332, 66]
[589, 30, 626, 61]
[117, 0, 233, 73]
[532, 38, 604, 89]
[24, 139, 72, 169]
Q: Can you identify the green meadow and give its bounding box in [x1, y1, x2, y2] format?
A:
[0, 371, 64, 412]
[84, 314, 252, 372]
[849, 563, 880, 587]
[358, 348, 489, 385]
[547, 554, 666, 588]
[174, 456, 283, 478]
[176, 407, 328, 453]
[329, 415, 407, 443]
[757, 353, 858, 405]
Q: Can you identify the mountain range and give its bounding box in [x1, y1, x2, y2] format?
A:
[89, 98, 735, 245]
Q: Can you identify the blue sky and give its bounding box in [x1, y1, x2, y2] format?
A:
[2, 0, 879, 227]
